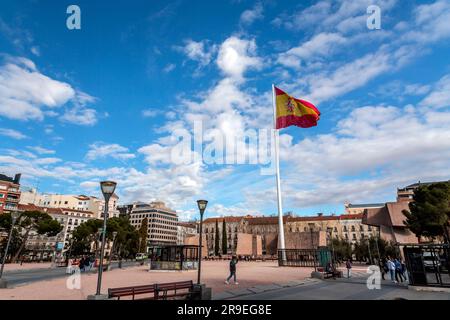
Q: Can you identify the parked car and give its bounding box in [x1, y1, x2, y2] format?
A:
[136, 253, 148, 261]
[423, 252, 441, 271]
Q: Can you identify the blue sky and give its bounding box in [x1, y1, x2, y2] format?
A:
[1, 0, 450, 220]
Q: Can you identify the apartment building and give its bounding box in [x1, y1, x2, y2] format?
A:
[0, 173, 21, 215]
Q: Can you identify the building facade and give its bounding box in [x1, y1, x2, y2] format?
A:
[129, 201, 178, 248]
[177, 222, 198, 245]
[0, 173, 21, 215]
[201, 213, 379, 256]
[19, 189, 119, 219]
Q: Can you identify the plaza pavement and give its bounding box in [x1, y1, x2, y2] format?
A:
[0, 261, 313, 300]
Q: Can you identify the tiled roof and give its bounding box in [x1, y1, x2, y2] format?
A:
[18, 204, 63, 215]
[203, 216, 247, 224]
[347, 203, 385, 208]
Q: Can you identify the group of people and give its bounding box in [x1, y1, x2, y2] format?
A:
[343, 257, 407, 284]
[381, 257, 407, 283]
[75, 256, 95, 272]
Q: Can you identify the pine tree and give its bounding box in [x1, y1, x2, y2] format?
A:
[215, 220, 220, 256]
[403, 182, 450, 243]
[222, 219, 227, 254]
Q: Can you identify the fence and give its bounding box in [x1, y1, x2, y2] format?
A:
[277, 248, 331, 267]
[403, 244, 450, 288]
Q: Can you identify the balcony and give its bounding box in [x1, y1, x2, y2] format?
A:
[6, 197, 19, 203]
[7, 188, 20, 194]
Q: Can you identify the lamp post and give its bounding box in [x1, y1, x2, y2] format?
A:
[327, 227, 335, 267]
[94, 180, 116, 298]
[308, 223, 317, 271]
[0, 211, 20, 288]
[196, 200, 208, 285]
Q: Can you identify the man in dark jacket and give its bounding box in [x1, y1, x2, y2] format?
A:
[225, 255, 239, 285]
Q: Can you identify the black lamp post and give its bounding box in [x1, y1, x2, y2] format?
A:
[196, 200, 208, 285]
[95, 180, 116, 297]
[327, 227, 335, 267]
[308, 223, 317, 272]
[0, 211, 20, 288]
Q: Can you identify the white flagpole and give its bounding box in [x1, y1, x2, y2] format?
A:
[272, 84, 286, 257]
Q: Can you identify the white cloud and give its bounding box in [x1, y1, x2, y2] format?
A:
[163, 63, 176, 73]
[0, 56, 98, 125]
[278, 32, 348, 69]
[178, 39, 216, 66]
[26, 146, 55, 155]
[420, 74, 450, 109]
[142, 109, 159, 118]
[0, 128, 27, 140]
[86, 143, 135, 161]
[216, 36, 262, 80]
[60, 106, 98, 126]
[240, 3, 264, 26]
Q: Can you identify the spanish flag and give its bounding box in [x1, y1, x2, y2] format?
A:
[275, 86, 320, 130]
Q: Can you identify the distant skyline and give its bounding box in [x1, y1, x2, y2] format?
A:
[1, 0, 450, 220]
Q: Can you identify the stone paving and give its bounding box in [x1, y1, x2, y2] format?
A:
[0, 261, 313, 300]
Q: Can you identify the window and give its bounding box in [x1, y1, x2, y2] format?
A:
[351, 226, 355, 232]
[360, 225, 364, 232]
[352, 234, 356, 240]
[65, 201, 68, 205]
[0, 193, 4, 198]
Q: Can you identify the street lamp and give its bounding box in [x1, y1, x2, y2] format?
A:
[327, 227, 335, 267]
[196, 200, 208, 285]
[94, 180, 116, 297]
[308, 223, 317, 272]
[0, 211, 20, 288]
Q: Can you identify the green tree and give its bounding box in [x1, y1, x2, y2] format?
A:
[403, 182, 450, 243]
[330, 237, 352, 262]
[10, 211, 62, 262]
[222, 219, 227, 255]
[0, 213, 23, 262]
[138, 218, 148, 253]
[71, 217, 140, 258]
[215, 220, 220, 256]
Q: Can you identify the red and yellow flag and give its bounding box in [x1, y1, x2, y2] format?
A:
[275, 86, 320, 129]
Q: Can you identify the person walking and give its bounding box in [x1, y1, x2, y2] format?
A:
[387, 257, 396, 283]
[225, 255, 239, 285]
[394, 258, 405, 283]
[345, 259, 352, 278]
[380, 257, 387, 280]
[79, 256, 85, 272]
[401, 259, 408, 282]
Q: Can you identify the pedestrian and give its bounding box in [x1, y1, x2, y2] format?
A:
[79, 256, 85, 272]
[225, 255, 239, 285]
[401, 259, 408, 281]
[380, 257, 388, 280]
[84, 256, 91, 272]
[394, 258, 404, 283]
[345, 259, 352, 278]
[387, 257, 396, 283]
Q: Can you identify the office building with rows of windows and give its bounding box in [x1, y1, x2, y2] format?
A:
[129, 201, 178, 249]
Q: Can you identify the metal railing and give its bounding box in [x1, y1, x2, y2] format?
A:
[403, 244, 450, 288]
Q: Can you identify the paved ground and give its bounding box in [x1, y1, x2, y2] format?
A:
[226, 268, 450, 300]
[0, 261, 313, 300]
[0, 260, 141, 287]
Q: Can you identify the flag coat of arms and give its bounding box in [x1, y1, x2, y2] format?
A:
[274, 86, 321, 129]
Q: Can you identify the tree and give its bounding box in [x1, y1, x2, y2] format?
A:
[0, 213, 23, 262]
[10, 211, 62, 262]
[403, 182, 450, 243]
[222, 220, 227, 255]
[215, 220, 220, 256]
[71, 217, 140, 258]
[138, 218, 148, 253]
[329, 238, 352, 262]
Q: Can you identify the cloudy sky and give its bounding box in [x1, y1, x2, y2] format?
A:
[1, 0, 449, 220]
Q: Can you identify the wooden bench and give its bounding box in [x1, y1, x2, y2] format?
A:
[155, 280, 194, 300]
[108, 280, 194, 300]
[108, 284, 156, 300]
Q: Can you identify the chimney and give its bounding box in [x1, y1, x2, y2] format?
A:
[14, 173, 21, 184]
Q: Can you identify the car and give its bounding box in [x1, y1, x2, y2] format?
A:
[423, 252, 441, 271]
[136, 253, 148, 261]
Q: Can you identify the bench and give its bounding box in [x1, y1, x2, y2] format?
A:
[108, 280, 194, 300]
[155, 280, 194, 300]
[108, 284, 156, 300]
[317, 267, 342, 279]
